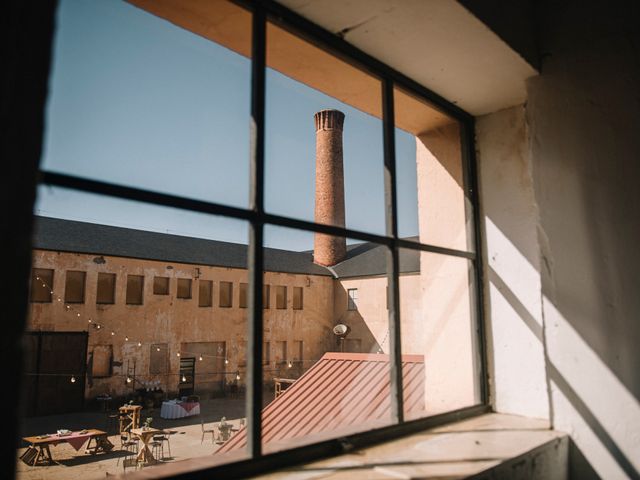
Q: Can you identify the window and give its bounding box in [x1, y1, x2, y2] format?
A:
[219, 281, 233, 308]
[348, 288, 358, 310]
[177, 278, 192, 299]
[263, 284, 270, 309]
[239, 282, 248, 308]
[31, 0, 485, 476]
[31, 268, 53, 303]
[96, 273, 116, 304]
[64, 270, 86, 304]
[293, 286, 303, 310]
[275, 285, 287, 309]
[91, 345, 112, 377]
[150, 343, 168, 374]
[153, 276, 170, 295]
[199, 280, 213, 307]
[263, 341, 270, 365]
[126, 275, 144, 305]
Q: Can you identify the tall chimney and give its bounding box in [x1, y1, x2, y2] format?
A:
[313, 109, 347, 266]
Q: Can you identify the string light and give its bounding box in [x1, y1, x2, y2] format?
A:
[287, 361, 293, 368]
[77, 313, 81, 317]
[126, 376, 132, 384]
[156, 347, 161, 352]
[235, 372, 240, 381]
[70, 375, 76, 383]
[96, 324, 101, 329]
[111, 331, 115, 336]
[176, 352, 180, 357]
[125, 336, 129, 342]
[88, 319, 92, 323]
[137, 341, 142, 347]
[181, 375, 186, 382]
[199, 355, 203, 361]
[224, 358, 229, 365]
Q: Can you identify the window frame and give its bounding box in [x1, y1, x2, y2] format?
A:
[35, 0, 488, 476]
[347, 288, 358, 311]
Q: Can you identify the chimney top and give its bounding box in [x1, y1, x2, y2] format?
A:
[314, 109, 345, 132]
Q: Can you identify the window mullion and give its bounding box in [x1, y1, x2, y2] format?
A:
[382, 78, 404, 423]
[247, 5, 266, 458]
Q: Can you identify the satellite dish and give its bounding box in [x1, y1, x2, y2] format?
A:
[333, 324, 350, 337]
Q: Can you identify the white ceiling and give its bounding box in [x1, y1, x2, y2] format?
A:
[277, 0, 537, 116]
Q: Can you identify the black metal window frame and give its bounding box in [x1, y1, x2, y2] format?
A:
[36, 0, 489, 477]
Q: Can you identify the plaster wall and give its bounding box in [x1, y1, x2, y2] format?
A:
[28, 250, 335, 399]
[525, 2, 640, 477]
[475, 105, 549, 420]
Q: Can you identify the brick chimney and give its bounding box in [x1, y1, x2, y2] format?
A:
[313, 109, 347, 266]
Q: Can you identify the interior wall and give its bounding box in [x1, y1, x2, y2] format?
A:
[476, 105, 550, 421]
[526, 1, 640, 478]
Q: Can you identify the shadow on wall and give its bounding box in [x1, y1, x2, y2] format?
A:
[333, 282, 381, 354]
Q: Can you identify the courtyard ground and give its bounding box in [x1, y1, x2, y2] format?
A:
[15, 395, 273, 479]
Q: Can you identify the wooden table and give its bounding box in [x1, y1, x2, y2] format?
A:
[119, 404, 142, 433]
[21, 429, 113, 466]
[130, 427, 162, 465]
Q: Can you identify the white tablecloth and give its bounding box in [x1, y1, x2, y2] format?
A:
[160, 401, 200, 419]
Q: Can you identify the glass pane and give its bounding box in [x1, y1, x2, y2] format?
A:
[41, 0, 251, 208]
[23, 188, 251, 475]
[265, 22, 385, 236]
[394, 87, 474, 252]
[398, 249, 482, 419]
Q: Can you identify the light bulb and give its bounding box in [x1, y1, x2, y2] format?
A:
[96, 324, 101, 329]
[66, 305, 70, 310]
[156, 347, 160, 352]
[77, 313, 81, 317]
[111, 331, 115, 336]
[137, 341, 142, 347]
[36, 276, 40, 280]
[126, 376, 132, 384]
[236, 373, 241, 381]
[199, 355, 203, 361]
[70, 375, 76, 383]
[88, 319, 92, 323]
[176, 352, 180, 357]
[224, 358, 229, 365]
[57, 298, 61, 302]
[181, 375, 186, 382]
[125, 336, 129, 341]
[42, 283, 46, 287]
[288, 361, 293, 368]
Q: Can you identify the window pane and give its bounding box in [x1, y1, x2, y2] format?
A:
[64, 271, 86, 304]
[398, 249, 482, 419]
[153, 276, 170, 295]
[41, 0, 251, 209]
[96, 272, 116, 304]
[219, 281, 233, 308]
[239, 282, 248, 308]
[31, 268, 54, 303]
[275, 286, 287, 309]
[265, 21, 385, 239]
[394, 87, 474, 252]
[292, 286, 303, 310]
[177, 278, 192, 299]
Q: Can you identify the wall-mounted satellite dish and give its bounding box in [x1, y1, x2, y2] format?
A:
[333, 324, 350, 338]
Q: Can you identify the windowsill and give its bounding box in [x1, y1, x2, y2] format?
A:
[122, 412, 566, 479]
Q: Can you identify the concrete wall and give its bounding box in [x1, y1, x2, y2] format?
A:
[526, 1, 640, 477]
[29, 250, 335, 399]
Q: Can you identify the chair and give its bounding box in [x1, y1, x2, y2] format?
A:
[201, 420, 215, 444]
[152, 432, 171, 459]
[150, 439, 163, 461]
[120, 432, 138, 453]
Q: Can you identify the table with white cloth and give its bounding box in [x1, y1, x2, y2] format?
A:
[160, 400, 200, 419]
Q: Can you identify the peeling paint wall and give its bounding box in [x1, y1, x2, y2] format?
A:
[476, 105, 550, 420]
[29, 250, 335, 399]
[526, 1, 640, 477]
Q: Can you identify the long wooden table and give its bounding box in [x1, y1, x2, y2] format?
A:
[21, 429, 113, 466]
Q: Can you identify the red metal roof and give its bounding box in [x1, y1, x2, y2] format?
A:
[218, 352, 425, 454]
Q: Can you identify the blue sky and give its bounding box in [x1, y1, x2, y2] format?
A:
[37, 0, 418, 251]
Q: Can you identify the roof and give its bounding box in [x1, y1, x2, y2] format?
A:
[217, 352, 425, 454]
[31, 216, 420, 278]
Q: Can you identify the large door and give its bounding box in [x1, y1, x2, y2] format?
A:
[22, 332, 88, 416]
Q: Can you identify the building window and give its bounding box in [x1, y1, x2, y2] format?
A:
[293, 286, 303, 310]
[96, 273, 116, 304]
[91, 345, 113, 377]
[31, 268, 53, 303]
[126, 275, 144, 305]
[276, 341, 287, 364]
[150, 343, 169, 374]
[177, 278, 192, 299]
[348, 288, 358, 310]
[153, 276, 170, 295]
[64, 270, 86, 304]
[199, 280, 213, 307]
[263, 284, 270, 309]
[275, 285, 287, 309]
[239, 282, 248, 308]
[294, 340, 303, 365]
[263, 341, 270, 365]
[219, 281, 233, 308]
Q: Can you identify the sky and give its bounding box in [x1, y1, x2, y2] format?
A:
[37, 0, 418, 252]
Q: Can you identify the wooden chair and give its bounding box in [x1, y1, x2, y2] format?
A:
[201, 420, 215, 444]
[152, 432, 171, 459]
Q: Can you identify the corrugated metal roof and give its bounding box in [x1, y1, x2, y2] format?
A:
[217, 352, 425, 454]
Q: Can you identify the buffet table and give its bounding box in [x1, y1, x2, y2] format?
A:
[160, 400, 200, 419]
